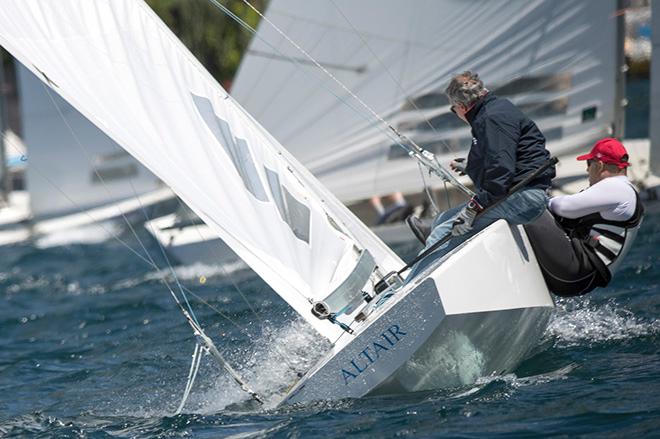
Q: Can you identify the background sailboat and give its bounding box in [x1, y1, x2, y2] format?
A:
[0, 59, 177, 247]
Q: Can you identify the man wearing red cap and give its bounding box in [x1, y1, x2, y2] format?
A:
[525, 138, 644, 296]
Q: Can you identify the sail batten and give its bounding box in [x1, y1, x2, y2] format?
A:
[0, 0, 403, 340]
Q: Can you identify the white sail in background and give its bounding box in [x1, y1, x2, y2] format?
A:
[17, 63, 164, 219]
[0, 0, 402, 340]
[233, 0, 619, 203]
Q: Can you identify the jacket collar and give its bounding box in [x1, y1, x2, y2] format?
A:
[466, 92, 494, 123]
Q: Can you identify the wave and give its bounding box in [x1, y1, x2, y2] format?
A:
[546, 298, 660, 347]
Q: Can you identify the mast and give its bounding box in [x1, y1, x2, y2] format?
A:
[0, 49, 9, 204]
[651, 0, 660, 175]
[614, 0, 628, 139]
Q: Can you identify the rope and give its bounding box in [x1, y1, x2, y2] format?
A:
[175, 342, 203, 414]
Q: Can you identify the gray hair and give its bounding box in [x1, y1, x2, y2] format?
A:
[445, 71, 488, 107]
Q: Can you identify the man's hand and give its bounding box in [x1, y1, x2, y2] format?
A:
[450, 157, 467, 175]
[451, 197, 483, 236]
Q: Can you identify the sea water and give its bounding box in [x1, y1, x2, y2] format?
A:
[0, 200, 658, 437]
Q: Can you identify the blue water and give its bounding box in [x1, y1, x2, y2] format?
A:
[1, 201, 659, 438]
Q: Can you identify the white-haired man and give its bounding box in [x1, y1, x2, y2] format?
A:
[407, 71, 555, 278]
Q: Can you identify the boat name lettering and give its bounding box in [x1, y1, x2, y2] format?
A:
[341, 324, 407, 385]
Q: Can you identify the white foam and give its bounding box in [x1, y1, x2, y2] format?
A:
[546, 298, 660, 347]
[182, 319, 330, 412]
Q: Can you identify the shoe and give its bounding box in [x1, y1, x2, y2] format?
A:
[406, 215, 431, 244]
[377, 203, 413, 225]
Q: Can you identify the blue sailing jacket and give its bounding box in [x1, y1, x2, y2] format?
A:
[465, 93, 555, 207]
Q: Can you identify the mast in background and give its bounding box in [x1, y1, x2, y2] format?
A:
[651, 0, 660, 175]
[0, 50, 9, 204]
[615, 0, 628, 138]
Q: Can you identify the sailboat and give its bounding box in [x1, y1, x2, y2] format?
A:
[0, 58, 176, 247]
[0, 0, 553, 405]
[148, 0, 626, 267]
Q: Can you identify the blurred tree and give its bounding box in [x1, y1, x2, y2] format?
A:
[147, 0, 268, 88]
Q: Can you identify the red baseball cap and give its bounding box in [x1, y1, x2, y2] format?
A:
[576, 138, 630, 168]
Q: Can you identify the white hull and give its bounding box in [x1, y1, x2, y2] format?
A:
[282, 220, 554, 404]
[0, 187, 175, 246]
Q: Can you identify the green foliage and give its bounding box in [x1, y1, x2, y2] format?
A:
[147, 0, 267, 86]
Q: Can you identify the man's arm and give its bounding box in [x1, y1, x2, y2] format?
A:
[549, 179, 621, 219]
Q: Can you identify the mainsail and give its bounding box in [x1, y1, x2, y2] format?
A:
[0, 0, 402, 340]
[233, 0, 620, 203]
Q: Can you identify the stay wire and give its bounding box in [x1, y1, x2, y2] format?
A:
[138, 197, 302, 374]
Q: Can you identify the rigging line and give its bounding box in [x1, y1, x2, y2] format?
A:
[176, 200, 263, 322]
[39, 83, 203, 325]
[443, 181, 452, 210]
[417, 160, 440, 217]
[113, 181, 277, 344]
[171, 203, 296, 372]
[327, 0, 458, 156]
[126, 180, 202, 326]
[175, 342, 203, 415]
[209, 0, 471, 197]
[248, 49, 366, 73]
[163, 274, 264, 404]
[128, 184, 302, 374]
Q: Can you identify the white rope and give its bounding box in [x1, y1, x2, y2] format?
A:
[175, 342, 203, 414]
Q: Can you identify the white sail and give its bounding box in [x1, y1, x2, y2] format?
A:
[17, 63, 164, 219]
[233, 0, 619, 203]
[0, 0, 402, 340]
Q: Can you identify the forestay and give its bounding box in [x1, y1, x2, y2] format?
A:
[0, 0, 402, 340]
[233, 0, 619, 203]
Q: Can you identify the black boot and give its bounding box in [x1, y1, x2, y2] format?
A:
[406, 215, 431, 244]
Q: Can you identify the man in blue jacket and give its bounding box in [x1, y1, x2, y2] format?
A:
[407, 71, 555, 278]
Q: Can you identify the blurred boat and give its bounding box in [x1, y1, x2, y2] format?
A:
[0, 61, 176, 247]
